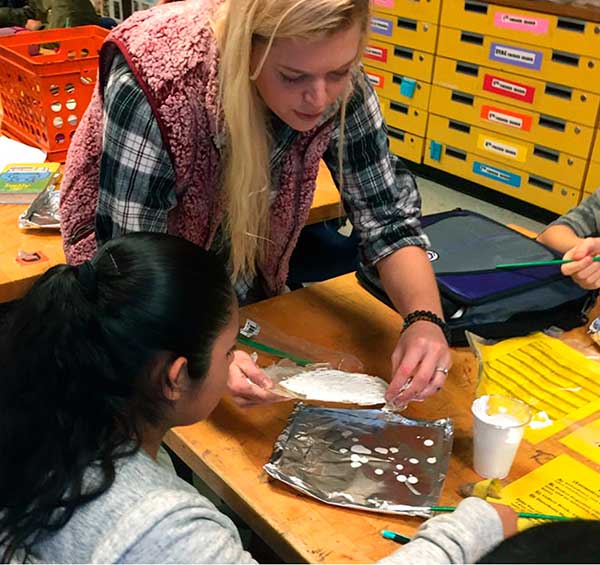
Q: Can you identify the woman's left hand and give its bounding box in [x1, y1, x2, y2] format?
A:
[384, 320, 451, 406]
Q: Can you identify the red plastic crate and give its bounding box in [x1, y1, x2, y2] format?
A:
[0, 26, 108, 162]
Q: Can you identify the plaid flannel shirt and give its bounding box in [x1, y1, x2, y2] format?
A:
[97, 54, 429, 302]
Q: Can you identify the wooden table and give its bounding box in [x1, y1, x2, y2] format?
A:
[0, 164, 343, 303]
[165, 273, 600, 563]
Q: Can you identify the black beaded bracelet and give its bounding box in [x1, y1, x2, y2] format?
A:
[402, 310, 450, 341]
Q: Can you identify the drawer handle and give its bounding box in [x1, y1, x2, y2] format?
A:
[456, 61, 479, 76]
[533, 145, 560, 162]
[557, 17, 586, 33]
[451, 90, 474, 105]
[539, 114, 566, 132]
[394, 46, 414, 60]
[396, 17, 418, 31]
[388, 126, 405, 141]
[448, 119, 471, 133]
[551, 50, 580, 67]
[390, 101, 409, 114]
[464, 0, 488, 14]
[445, 146, 467, 160]
[460, 31, 484, 45]
[528, 175, 554, 191]
[544, 83, 573, 101]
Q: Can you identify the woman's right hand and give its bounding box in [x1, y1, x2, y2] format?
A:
[227, 350, 289, 407]
[561, 237, 600, 290]
[488, 503, 518, 539]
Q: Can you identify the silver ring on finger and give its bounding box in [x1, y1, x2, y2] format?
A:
[434, 366, 449, 375]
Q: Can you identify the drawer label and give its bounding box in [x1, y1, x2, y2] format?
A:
[473, 161, 522, 187]
[366, 72, 385, 89]
[494, 12, 549, 35]
[371, 17, 394, 37]
[489, 43, 543, 70]
[477, 135, 527, 162]
[483, 74, 535, 103]
[364, 45, 388, 63]
[373, 0, 395, 7]
[481, 104, 533, 131]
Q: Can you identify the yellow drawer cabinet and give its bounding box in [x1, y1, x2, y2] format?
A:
[440, 0, 600, 60]
[433, 56, 600, 127]
[428, 85, 594, 158]
[584, 161, 600, 192]
[364, 65, 432, 110]
[437, 26, 600, 94]
[388, 126, 425, 162]
[592, 133, 600, 163]
[428, 114, 586, 187]
[380, 95, 429, 136]
[370, 0, 442, 25]
[424, 140, 581, 213]
[364, 39, 434, 82]
[370, 11, 439, 53]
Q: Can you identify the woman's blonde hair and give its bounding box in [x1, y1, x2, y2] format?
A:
[212, 0, 370, 281]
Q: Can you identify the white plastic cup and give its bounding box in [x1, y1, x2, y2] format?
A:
[471, 394, 531, 479]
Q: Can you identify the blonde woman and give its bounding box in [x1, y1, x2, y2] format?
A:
[60, 0, 451, 408]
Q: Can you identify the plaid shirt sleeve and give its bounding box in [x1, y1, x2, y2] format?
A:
[323, 70, 429, 266]
[96, 53, 177, 245]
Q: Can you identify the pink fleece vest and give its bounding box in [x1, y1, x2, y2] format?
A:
[59, 0, 335, 296]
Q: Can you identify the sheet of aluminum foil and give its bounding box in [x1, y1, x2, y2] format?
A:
[264, 403, 453, 516]
[18, 188, 60, 229]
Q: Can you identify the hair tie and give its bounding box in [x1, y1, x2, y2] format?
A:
[77, 260, 97, 296]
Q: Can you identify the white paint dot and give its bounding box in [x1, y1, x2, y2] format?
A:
[359, 456, 369, 464]
[350, 461, 362, 468]
[374, 468, 384, 475]
[350, 444, 372, 455]
[374, 447, 389, 455]
[351, 454, 361, 462]
[427, 457, 437, 464]
[409, 458, 419, 464]
[423, 439, 434, 447]
[395, 464, 404, 471]
[339, 448, 348, 454]
[352, 437, 359, 442]
[408, 475, 419, 484]
[389, 447, 399, 454]
[396, 474, 407, 482]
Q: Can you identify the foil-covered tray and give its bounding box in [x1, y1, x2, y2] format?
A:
[264, 403, 453, 516]
[18, 187, 60, 229]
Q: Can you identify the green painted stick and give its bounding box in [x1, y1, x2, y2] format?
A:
[496, 257, 600, 269]
[428, 505, 573, 521]
[236, 336, 312, 366]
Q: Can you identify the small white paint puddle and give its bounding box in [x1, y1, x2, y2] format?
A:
[395, 464, 404, 470]
[407, 475, 419, 484]
[374, 468, 384, 476]
[350, 461, 362, 468]
[374, 447, 389, 455]
[389, 447, 399, 454]
[359, 456, 369, 464]
[427, 457, 437, 464]
[350, 445, 372, 455]
[408, 458, 419, 464]
[350, 454, 361, 462]
[339, 448, 348, 454]
[352, 437, 359, 443]
[406, 482, 421, 496]
[423, 439, 434, 447]
[396, 474, 407, 482]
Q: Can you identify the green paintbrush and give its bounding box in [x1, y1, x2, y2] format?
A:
[428, 506, 574, 521]
[236, 336, 312, 366]
[496, 257, 600, 269]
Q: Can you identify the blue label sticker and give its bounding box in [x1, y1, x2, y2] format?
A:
[371, 17, 393, 37]
[473, 161, 521, 187]
[429, 140, 442, 161]
[489, 42, 543, 70]
[400, 77, 416, 98]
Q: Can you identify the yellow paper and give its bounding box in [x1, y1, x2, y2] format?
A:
[560, 418, 600, 466]
[498, 454, 600, 529]
[474, 332, 600, 443]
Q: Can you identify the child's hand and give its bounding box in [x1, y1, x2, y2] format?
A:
[561, 238, 600, 289]
[488, 503, 518, 539]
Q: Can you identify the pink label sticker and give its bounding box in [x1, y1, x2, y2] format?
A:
[373, 0, 395, 7]
[494, 12, 549, 35]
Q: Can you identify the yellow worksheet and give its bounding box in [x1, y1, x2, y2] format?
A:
[498, 454, 600, 529]
[560, 418, 600, 466]
[472, 332, 600, 443]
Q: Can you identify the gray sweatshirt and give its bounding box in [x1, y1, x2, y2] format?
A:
[546, 189, 600, 238]
[28, 448, 503, 563]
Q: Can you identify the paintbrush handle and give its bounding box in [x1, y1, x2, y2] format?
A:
[236, 336, 312, 366]
[496, 256, 600, 269]
[428, 506, 572, 521]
